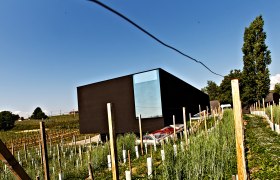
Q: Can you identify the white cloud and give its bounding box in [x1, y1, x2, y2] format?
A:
[12, 111, 30, 118]
[270, 74, 280, 90]
[13, 111, 21, 115]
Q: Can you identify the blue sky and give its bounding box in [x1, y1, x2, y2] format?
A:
[0, 1, 279, 117]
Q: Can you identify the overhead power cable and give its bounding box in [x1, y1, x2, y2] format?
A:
[88, 0, 224, 78]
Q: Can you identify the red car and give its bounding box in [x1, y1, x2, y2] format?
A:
[136, 124, 184, 145]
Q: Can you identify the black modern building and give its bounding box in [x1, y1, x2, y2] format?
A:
[77, 68, 210, 134]
[265, 92, 280, 105]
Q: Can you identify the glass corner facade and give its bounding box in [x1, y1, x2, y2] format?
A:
[133, 69, 162, 118]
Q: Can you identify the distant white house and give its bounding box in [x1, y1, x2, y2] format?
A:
[221, 104, 231, 113]
[69, 110, 79, 115]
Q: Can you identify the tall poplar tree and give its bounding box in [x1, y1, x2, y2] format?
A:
[241, 15, 271, 107]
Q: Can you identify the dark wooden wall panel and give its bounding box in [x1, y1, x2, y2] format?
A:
[141, 117, 165, 133]
[77, 75, 138, 134]
[159, 69, 210, 126]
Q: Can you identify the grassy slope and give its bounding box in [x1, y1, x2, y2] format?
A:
[244, 115, 280, 179]
[13, 114, 79, 130]
[0, 114, 80, 143]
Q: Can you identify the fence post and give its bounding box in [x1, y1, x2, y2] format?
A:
[107, 103, 119, 180]
[231, 79, 247, 180]
[40, 121, 50, 180]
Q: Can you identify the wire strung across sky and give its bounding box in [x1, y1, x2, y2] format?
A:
[88, 0, 224, 78]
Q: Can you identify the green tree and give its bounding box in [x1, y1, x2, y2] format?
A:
[0, 111, 18, 130]
[31, 107, 48, 119]
[219, 70, 242, 104]
[242, 15, 271, 107]
[274, 83, 280, 94]
[202, 81, 220, 101]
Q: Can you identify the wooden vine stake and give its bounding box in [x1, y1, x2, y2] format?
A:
[217, 102, 220, 116]
[107, 103, 119, 180]
[39, 141, 43, 166]
[11, 143, 14, 155]
[262, 98, 265, 112]
[40, 121, 50, 180]
[182, 107, 188, 146]
[89, 135, 92, 151]
[199, 105, 202, 122]
[127, 150, 132, 175]
[206, 106, 209, 119]
[88, 162, 94, 180]
[74, 135, 77, 154]
[231, 79, 247, 180]
[204, 111, 207, 136]
[189, 113, 192, 132]
[270, 105, 274, 131]
[173, 115, 176, 142]
[138, 115, 143, 156]
[57, 144, 62, 177]
[23, 143, 27, 162]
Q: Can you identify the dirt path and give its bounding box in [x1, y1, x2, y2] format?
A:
[67, 134, 101, 146]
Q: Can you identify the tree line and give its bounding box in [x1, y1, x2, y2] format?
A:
[202, 15, 273, 108]
[0, 107, 48, 130]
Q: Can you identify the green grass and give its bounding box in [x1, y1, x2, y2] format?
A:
[13, 114, 79, 130]
[155, 110, 237, 179]
[244, 114, 280, 179]
[265, 105, 280, 125]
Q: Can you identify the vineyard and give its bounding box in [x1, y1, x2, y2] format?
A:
[0, 115, 80, 152]
[0, 110, 238, 179]
[1, 104, 280, 179]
